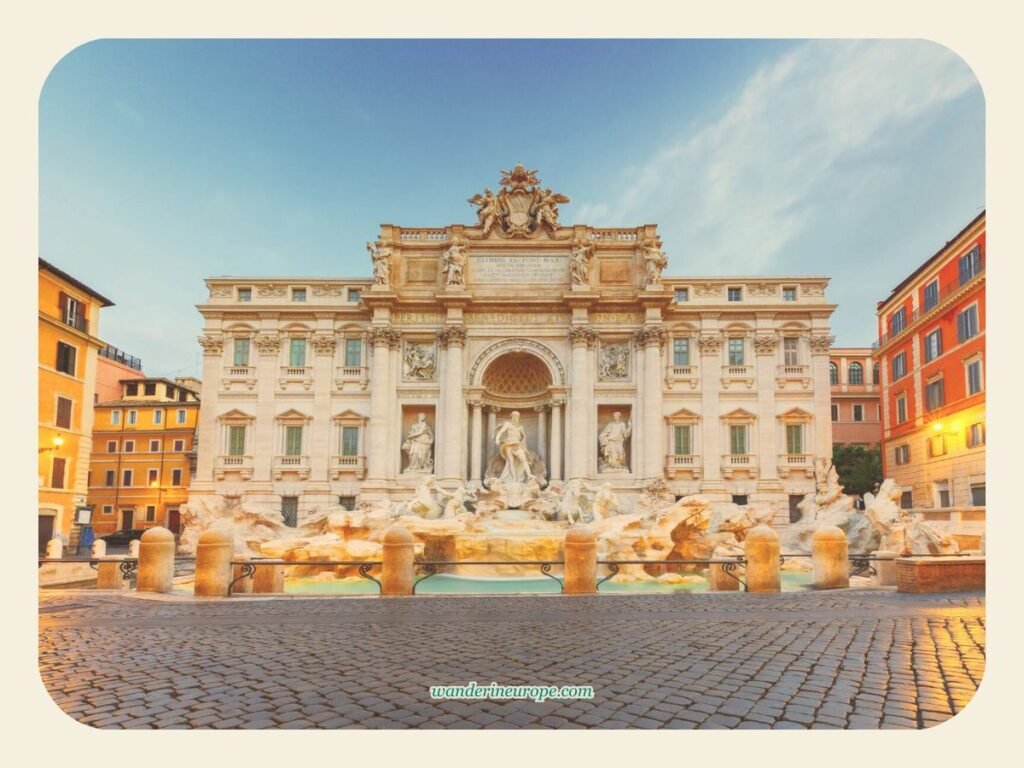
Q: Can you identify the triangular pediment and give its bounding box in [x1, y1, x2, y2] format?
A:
[275, 408, 311, 422]
[721, 407, 757, 421]
[218, 408, 255, 422]
[667, 407, 701, 422]
[779, 406, 814, 421]
[332, 409, 367, 423]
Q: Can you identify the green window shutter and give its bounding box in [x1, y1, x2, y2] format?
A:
[345, 339, 362, 367]
[674, 425, 691, 455]
[786, 424, 802, 454]
[730, 425, 746, 454]
[342, 426, 359, 456]
[285, 426, 303, 456]
[228, 426, 246, 456]
[290, 338, 306, 367]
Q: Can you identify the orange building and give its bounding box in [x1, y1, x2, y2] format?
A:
[87, 378, 201, 536]
[38, 259, 113, 550]
[829, 347, 881, 447]
[875, 211, 985, 510]
[95, 345, 145, 403]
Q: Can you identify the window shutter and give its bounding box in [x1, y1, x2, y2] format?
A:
[58, 292, 69, 319]
[51, 458, 66, 489]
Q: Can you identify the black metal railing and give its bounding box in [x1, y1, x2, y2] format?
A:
[413, 560, 563, 594]
[596, 558, 748, 590]
[874, 265, 984, 350]
[227, 559, 382, 595]
[98, 344, 144, 371]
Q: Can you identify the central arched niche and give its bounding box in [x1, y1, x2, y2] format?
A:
[480, 350, 554, 476]
[481, 351, 552, 400]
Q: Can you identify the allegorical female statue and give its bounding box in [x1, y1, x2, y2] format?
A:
[402, 413, 434, 472]
[598, 411, 632, 471]
[442, 239, 466, 287]
[494, 411, 533, 484]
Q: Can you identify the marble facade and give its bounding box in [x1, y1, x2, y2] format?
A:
[188, 167, 836, 525]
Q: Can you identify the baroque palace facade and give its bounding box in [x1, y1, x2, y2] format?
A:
[189, 167, 836, 525]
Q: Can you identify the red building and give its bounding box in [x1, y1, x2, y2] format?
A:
[829, 348, 881, 447]
[874, 212, 985, 510]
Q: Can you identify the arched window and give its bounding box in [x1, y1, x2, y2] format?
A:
[829, 362, 838, 386]
[848, 362, 864, 385]
[873, 363, 880, 385]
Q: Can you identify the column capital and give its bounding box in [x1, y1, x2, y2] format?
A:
[569, 325, 599, 348]
[809, 334, 835, 355]
[753, 334, 778, 355]
[633, 326, 667, 349]
[697, 333, 723, 355]
[369, 325, 402, 348]
[437, 324, 467, 348]
[198, 334, 224, 356]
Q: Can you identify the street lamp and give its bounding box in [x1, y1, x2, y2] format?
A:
[38, 436, 63, 454]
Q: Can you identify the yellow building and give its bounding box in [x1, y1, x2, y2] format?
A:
[87, 378, 201, 536]
[38, 259, 113, 550]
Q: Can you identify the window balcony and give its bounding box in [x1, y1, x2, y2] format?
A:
[222, 366, 257, 391]
[279, 366, 313, 391]
[665, 364, 699, 390]
[214, 455, 253, 481]
[721, 453, 758, 478]
[664, 453, 702, 479]
[330, 454, 367, 480]
[273, 455, 311, 480]
[777, 453, 815, 478]
[776, 364, 811, 390]
[335, 365, 369, 391]
[721, 365, 755, 390]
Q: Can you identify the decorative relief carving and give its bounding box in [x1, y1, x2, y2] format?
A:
[748, 283, 777, 298]
[208, 287, 232, 298]
[403, 342, 436, 380]
[312, 334, 337, 355]
[599, 343, 630, 380]
[697, 334, 723, 354]
[312, 285, 346, 297]
[695, 283, 723, 298]
[437, 325, 467, 348]
[569, 326, 599, 347]
[753, 334, 779, 355]
[467, 165, 570, 238]
[801, 283, 826, 297]
[197, 334, 224, 355]
[633, 326, 667, 348]
[255, 334, 280, 355]
[809, 334, 835, 354]
[256, 285, 287, 298]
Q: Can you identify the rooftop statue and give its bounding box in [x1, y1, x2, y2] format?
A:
[468, 165, 570, 238]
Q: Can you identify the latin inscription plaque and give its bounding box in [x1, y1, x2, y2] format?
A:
[469, 254, 569, 285]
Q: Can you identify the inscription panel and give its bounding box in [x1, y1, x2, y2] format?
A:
[469, 254, 569, 285]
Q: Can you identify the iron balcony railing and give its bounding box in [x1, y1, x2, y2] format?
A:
[874, 264, 984, 350]
[98, 344, 143, 371]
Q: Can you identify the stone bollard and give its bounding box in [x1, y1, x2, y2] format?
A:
[382, 527, 415, 596]
[137, 527, 175, 593]
[709, 561, 741, 592]
[231, 554, 253, 594]
[96, 557, 126, 590]
[252, 563, 285, 593]
[194, 531, 234, 597]
[90, 539, 106, 558]
[874, 550, 897, 587]
[564, 527, 597, 595]
[128, 540, 140, 558]
[45, 537, 63, 559]
[812, 527, 849, 589]
[745, 525, 781, 593]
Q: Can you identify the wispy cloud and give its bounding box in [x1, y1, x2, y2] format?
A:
[573, 40, 978, 274]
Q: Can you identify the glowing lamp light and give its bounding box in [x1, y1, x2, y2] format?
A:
[53, 436, 64, 447]
[932, 422, 943, 432]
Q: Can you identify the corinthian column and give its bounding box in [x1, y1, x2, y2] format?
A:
[568, 326, 596, 479]
[810, 333, 835, 463]
[439, 325, 467, 482]
[638, 327, 667, 479]
[469, 399, 483, 483]
[549, 399, 563, 482]
[366, 326, 397, 481]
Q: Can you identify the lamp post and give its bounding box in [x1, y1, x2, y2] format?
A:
[38, 436, 63, 454]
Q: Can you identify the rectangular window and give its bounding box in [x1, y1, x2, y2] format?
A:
[124, 440, 134, 453]
[967, 359, 983, 395]
[727, 287, 742, 302]
[177, 409, 187, 424]
[107, 440, 117, 452]
[282, 496, 299, 528]
[122, 469, 133, 487]
[128, 410, 137, 425]
[896, 395, 907, 424]
[729, 425, 747, 455]
[292, 287, 306, 302]
[900, 491, 913, 509]
[967, 423, 985, 448]
[144, 382, 156, 396]
[892, 352, 907, 380]
[102, 505, 112, 515]
[831, 404, 839, 422]
[785, 424, 803, 455]
[894, 445, 910, 465]
[166, 384, 176, 399]
[783, 337, 799, 366]
[890, 308, 906, 336]
[923, 279, 939, 311]
[728, 338, 745, 366]
[348, 288, 361, 303]
[51, 457, 66, 489]
[924, 329, 942, 362]
[673, 425, 691, 455]
[55, 342, 77, 376]
[675, 288, 689, 303]
[853, 404, 864, 422]
[147, 468, 158, 486]
[172, 468, 183, 486]
[289, 338, 306, 367]
[970, 484, 986, 507]
[126, 382, 138, 396]
[925, 379, 945, 412]
[344, 338, 362, 367]
[935, 481, 951, 508]
[110, 410, 120, 425]
[228, 425, 246, 456]
[731, 495, 749, 506]
[929, 435, 947, 458]
[285, 425, 304, 456]
[144, 506, 156, 522]
[959, 245, 982, 285]
[237, 287, 252, 302]
[173, 439, 184, 452]
[341, 426, 359, 456]
[105, 470, 115, 487]
[55, 396, 72, 429]
[339, 496, 357, 511]
[149, 439, 160, 452]
[153, 410, 163, 425]
[672, 338, 690, 366]
[233, 338, 250, 366]
[782, 286, 797, 302]
[957, 305, 979, 342]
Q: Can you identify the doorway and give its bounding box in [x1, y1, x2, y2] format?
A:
[167, 508, 181, 534]
[38, 515, 55, 553]
[120, 508, 134, 529]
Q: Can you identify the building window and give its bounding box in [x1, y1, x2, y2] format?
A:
[872, 363, 879, 385]
[144, 382, 156, 396]
[292, 288, 307, 302]
[126, 382, 138, 396]
[124, 440, 134, 453]
[128, 410, 137, 425]
[958, 245, 982, 285]
[341, 426, 360, 457]
[285, 425, 304, 456]
[166, 384, 176, 399]
[55, 396, 72, 429]
[925, 378, 945, 412]
[829, 362, 838, 385]
[896, 395, 907, 424]
[173, 439, 184, 452]
[892, 352, 907, 380]
[51, 457, 66, 489]
[102, 505, 113, 515]
[675, 288, 689, 303]
[831, 404, 839, 422]
[924, 279, 939, 312]
[729, 425, 747, 455]
[55, 342, 77, 376]
[289, 338, 307, 367]
[731, 495, 749, 506]
[890, 308, 906, 336]
[105, 470, 115, 487]
[727, 338, 745, 366]
[932, 481, 951, 508]
[853, 404, 864, 422]
[147, 468, 158, 486]
[177, 409, 187, 424]
[228, 425, 246, 456]
[282, 496, 299, 528]
[894, 444, 910, 465]
[928, 435, 947, 458]
[122, 469, 133, 487]
[233, 338, 250, 366]
[237, 287, 252, 302]
[153, 410, 163, 425]
[110, 410, 120, 425]
[672, 338, 690, 366]
[785, 424, 803, 455]
[339, 496, 357, 511]
[966, 359, 983, 395]
[178, 390, 187, 402]
[924, 329, 942, 362]
[348, 288, 361, 303]
[782, 286, 797, 302]
[848, 362, 863, 385]
[900, 491, 913, 509]
[957, 305, 979, 342]
[673, 424, 692, 455]
[727, 287, 742, 302]
[967, 422, 985, 448]
[344, 338, 362, 367]
[107, 440, 117, 452]
[783, 338, 799, 366]
[149, 439, 160, 452]
[172, 468, 183, 486]
[970, 483, 986, 507]
[145, 505, 156, 522]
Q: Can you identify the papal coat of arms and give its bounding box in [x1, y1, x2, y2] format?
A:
[467, 165, 570, 238]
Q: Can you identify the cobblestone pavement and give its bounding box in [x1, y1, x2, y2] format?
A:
[39, 589, 984, 730]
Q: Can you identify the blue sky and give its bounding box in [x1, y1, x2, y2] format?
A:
[40, 39, 984, 378]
